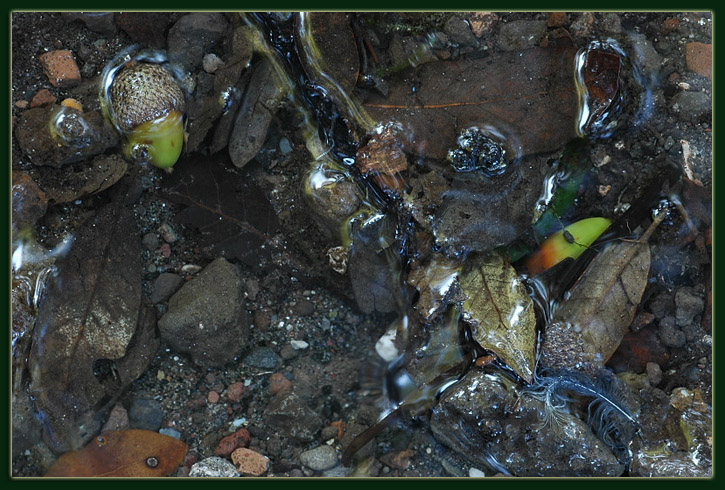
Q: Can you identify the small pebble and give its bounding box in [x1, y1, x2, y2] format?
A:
[189, 456, 240, 477]
[268, 372, 292, 395]
[39, 49, 82, 88]
[227, 381, 245, 403]
[469, 467, 486, 478]
[231, 447, 270, 476]
[202, 53, 225, 74]
[101, 404, 129, 433]
[142, 232, 159, 251]
[290, 339, 309, 350]
[214, 428, 251, 457]
[30, 88, 56, 108]
[243, 347, 281, 370]
[128, 398, 163, 431]
[646, 362, 663, 386]
[160, 427, 182, 440]
[208, 391, 220, 404]
[279, 137, 292, 154]
[299, 444, 339, 471]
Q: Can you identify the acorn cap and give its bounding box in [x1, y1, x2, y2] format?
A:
[109, 61, 185, 132]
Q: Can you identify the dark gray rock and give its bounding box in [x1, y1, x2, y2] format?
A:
[670, 91, 712, 122]
[62, 12, 117, 37]
[167, 13, 229, 72]
[128, 398, 163, 431]
[496, 20, 547, 51]
[658, 316, 686, 348]
[150, 272, 184, 304]
[266, 392, 322, 443]
[242, 346, 281, 370]
[430, 370, 625, 477]
[158, 257, 249, 367]
[444, 15, 477, 45]
[675, 287, 705, 327]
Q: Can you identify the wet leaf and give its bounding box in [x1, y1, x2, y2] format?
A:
[162, 153, 281, 269]
[35, 154, 128, 203]
[44, 429, 186, 477]
[540, 215, 663, 371]
[458, 252, 536, 382]
[28, 202, 157, 453]
[407, 255, 462, 321]
[363, 47, 579, 160]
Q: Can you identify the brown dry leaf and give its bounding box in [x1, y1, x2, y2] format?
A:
[363, 47, 579, 160]
[540, 216, 662, 371]
[44, 430, 186, 477]
[458, 252, 536, 382]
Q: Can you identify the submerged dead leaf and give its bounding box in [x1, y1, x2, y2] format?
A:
[363, 47, 579, 160]
[458, 252, 536, 382]
[28, 202, 157, 453]
[540, 215, 663, 371]
[162, 153, 280, 269]
[44, 429, 186, 477]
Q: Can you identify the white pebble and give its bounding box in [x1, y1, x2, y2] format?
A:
[469, 467, 486, 477]
[375, 328, 399, 362]
[290, 339, 309, 350]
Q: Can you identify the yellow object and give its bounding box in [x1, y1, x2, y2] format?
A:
[60, 98, 83, 112]
[123, 110, 184, 170]
[526, 217, 612, 274]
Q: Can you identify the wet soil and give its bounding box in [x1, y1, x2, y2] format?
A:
[11, 12, 711, 477]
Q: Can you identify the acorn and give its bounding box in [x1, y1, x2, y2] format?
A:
[104, 59, 186, 171]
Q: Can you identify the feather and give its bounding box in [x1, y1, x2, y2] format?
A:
[522, 367, 638, 462]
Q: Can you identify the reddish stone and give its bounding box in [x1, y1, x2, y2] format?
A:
[547, 12, 569, 28]
[38, 50, 81, 88]
[214, 428, 251, 457]
[661, 17, 680, 35]
[15, 100, 29, 109]
[685, 42, 712, 80]
[226, 381, 245, 403]
[207, 390, 220, 404]
[159, 242, 172, 258]
[380, 449, 414, 470]
[231, 447, 269, 476]
[330, 420, 347, 440]
[30, 89, 56, 108]
[268, 372, 292, 395]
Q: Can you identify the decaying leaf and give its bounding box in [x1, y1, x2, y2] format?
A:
[540, 214, 664, 371]
[28, 202, 157, 453]
[458, 252, 536, 382]
[407, 255, 462, 321]
[363, 47, 579, 160]
[44, 430, 187, 477]
[162, 153, 281, 269]
[356, 126, 408, 175]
